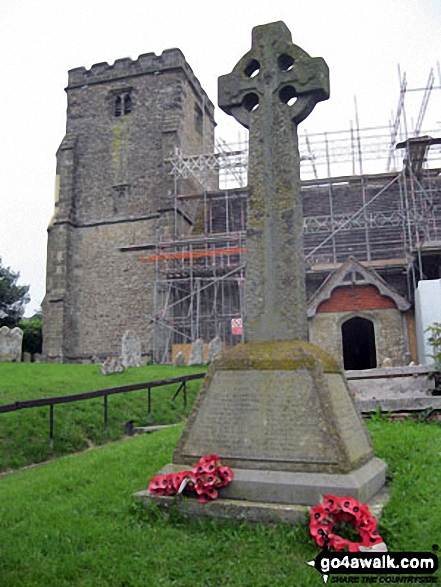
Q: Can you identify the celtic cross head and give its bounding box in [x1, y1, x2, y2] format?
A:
[218, 21, 329, 129]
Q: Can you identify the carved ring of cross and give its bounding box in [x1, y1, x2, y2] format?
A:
[218, 22, 329, 129]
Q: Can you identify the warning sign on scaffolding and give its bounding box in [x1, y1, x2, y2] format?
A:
[231, 318, 243, 336]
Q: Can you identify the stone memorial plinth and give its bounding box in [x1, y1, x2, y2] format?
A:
[158, 342, 386, 508]
[138, 343, 386, 520]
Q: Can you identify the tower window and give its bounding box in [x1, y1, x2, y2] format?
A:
[194, 103, 203, 135]
[115, 95, 122, 117]
[114, 92, 132, 117]
[124, 94, 131, 115]
[111, 184, 130, 214]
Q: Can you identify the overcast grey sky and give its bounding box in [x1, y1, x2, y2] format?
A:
[1, 0, 441, 315]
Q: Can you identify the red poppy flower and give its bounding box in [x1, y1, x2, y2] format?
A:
[310, 502, 329, 523]
[191, 462, 205, 474]
[201, 460, 217, 474]
[148, 474, 169, 495]
[166, 476, 177, 496]
[322, 495, 339, 509]
[216, 466, 234, 487]
[310, 526, 329, 548]
[339, 497, 359, 513]
[192, 454, 220, 474]
[206, 487, 218, 499]
[191, 472, 207, 494]
[203, 473, 217, 487]
[197, 487, 219, 503]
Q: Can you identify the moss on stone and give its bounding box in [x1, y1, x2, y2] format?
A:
[214, 340, 341, 373]
[112, 117, 129, 178]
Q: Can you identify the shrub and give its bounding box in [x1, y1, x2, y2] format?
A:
[20, 315, 43, 356]
[426, 322, 441, 368]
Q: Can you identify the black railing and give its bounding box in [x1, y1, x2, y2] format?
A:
[0, 373, 206, 449]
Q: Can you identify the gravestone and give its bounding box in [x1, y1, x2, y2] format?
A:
[0, 326, 23, 362]
[100, 356, 125, 375]
[139, 22, 386, 519]
[34, 353, 43, 363]
[174, 351, 186, 367]
[22, 352, 31, 363]
[187, 338, 204, 365]
[207, 336, 223, 363]
[121, 330, 142, 367]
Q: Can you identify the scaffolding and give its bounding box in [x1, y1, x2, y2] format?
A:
[145, 67, 441, 363]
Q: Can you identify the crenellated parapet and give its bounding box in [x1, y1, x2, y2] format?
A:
[67, 49, 215, 118]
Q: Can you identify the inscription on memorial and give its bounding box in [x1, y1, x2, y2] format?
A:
[180, 370, 340, 468]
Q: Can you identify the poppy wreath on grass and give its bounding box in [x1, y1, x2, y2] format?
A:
[309, 495, 386, 552]
[148, 454, 233, 503]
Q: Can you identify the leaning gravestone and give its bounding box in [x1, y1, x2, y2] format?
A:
[207, 336, 223, 363]
[140, 22, 386, 520]
[187, 338, 204, 365]
[121, 330, 142, 368]
[0, 326, 23, 362]
[174, 351, 187, 367]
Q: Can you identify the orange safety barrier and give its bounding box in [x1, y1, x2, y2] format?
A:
[140, 246, 246, 262]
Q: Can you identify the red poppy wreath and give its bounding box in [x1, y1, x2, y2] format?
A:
[309, 495, 386, 552]
[148, 454, 233, 503]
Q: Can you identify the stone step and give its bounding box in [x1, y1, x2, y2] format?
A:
[133, 424, 179, 434]
[134, 477, 390, 525]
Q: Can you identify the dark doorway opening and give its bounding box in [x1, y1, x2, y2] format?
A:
[341, 317, 377, 370]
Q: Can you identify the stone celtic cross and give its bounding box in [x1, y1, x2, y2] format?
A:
[218, 21, 329, 342]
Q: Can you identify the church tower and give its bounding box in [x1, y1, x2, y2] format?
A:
[43, 50, 215, 362]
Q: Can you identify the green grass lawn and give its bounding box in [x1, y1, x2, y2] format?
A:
[0, 363, 205, 471]
[0, 419, 440, 586]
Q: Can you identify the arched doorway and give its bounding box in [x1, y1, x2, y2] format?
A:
[341, 317, 377, 370]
